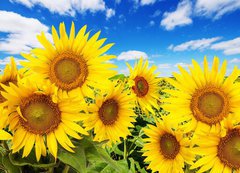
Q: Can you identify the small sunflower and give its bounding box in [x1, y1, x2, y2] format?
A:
[2, 79, 88, 161]
[21, 22, 117, 96]
[127, 58, 161, 114]
[142, 117, 195, 173]
[83, 81, 135, 144]
[0, 107, 12, 140]
[163, 57, 240, 133]
[0, 57, 18, 106]
[191, 121, 240, 173]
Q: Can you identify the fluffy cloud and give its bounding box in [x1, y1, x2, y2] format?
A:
[174, 62, 191, 67]
[160, 0, 192, 30]
[10, 0, 113, 18]
[117, 50, 148, 61]
[229, 58, 240, 63]
[106, 8, 115, 19]
[168, 37, 221, 51]
[211, 37, 240, 55]
[0, 10, 51, 54]
[0, 57, 27, 65]
[140, 0, 157, 5]
[158, 63, 171, 69]
[150, 10, 161, 17]
[195, 0, 240, 20]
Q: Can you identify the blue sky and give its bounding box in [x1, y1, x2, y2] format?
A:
[0, 0, 240, 76]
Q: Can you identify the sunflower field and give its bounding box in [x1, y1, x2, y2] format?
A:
[0, 22, 239, 173]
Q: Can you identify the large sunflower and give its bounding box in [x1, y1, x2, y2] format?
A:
[163, 57, 240, 133]
[83, 81, 135, 144]
[21, 22, 117, 97]
[142, 117, 195, 173]
[127, 58, 161, 114]
[191, 120, 240, 173]
[1, 79, 88, 161]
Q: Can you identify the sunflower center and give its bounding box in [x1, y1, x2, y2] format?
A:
[132, 76, 149, 97]
[191, 86, 229, 125]
[50, 51, 88, 91]
[198, 93, 223, 117]
[0, 79, 17, 103]
[160, 133, 180, 159]
[99, 99, 119, 125]
[55, 59, 80, 84]
[19, 94, 61, 135]
[218, 129, 240, 169]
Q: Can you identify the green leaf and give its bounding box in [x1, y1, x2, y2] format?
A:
[109, 74, 126, 81]
[9, 151, 56, 168]
[2, 155, 21, 173]
[58, 145, 87, 173]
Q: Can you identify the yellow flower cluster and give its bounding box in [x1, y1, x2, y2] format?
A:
[1, 22, 239, 173]
[143, 57, 240, 173]
[0, 22, 161, 163]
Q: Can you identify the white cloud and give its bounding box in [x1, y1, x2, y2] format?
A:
[0, 10, 51, 54]
[161, 0, 192, 30]
[118, 14, 126, 24]
[169, 37, 221, 51]
[115, 0, 121, 4]
[11, 0, 107, 17]
[149, 20, 155, 26]
[158, 63, 171, 69]
[174, 62, 191, 67]
[140, 0, 156, 5]
[0, 57, 27, 65]
[119, 67, 129, 76]
[150, 10, 161, 17]
[229, 58, 240, 63]
[211, 37, 240, 55]
[117, 50, 148, 61]
[195, 0, 240, 20]
[106, 8, 115, 19]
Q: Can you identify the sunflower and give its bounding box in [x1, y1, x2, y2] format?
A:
[191, 120, 240, 173]
[21, 22, 117, 97]
[127, 58, 161, 114]
[1, 79, 88, 161]
[83, 81, 135, 144]
[0, 107, 12, 140]
[163, 57, 240, 133]
[0, 57, 18, 106]
[142, 117, 195, 173]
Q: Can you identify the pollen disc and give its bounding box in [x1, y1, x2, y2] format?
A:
[160, 133, 180, 159]
[99, 99, 119, 125]
[19, 94, 61, 135]
[218, 129, 240, 169]
[191, 86, 229, 125]
[132, 76, 149, 97]
[50, 51, 88, 91]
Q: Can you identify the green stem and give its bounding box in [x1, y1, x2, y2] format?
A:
[123, 139, 127, 159]
[128, 129, 143, 152]
[62, 165, 70, 173]
[47, 167, 54, 173]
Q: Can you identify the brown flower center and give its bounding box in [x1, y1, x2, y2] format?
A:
[160, 133, 180, 159]
[132, 76, 149, 97]
[49, 51, 88, 91]
[19, 94, 61, 135]
[191, 86, 229, 125]
[99, 99, 119, 125]
[218, 129, 240, 169]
